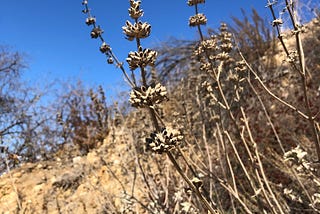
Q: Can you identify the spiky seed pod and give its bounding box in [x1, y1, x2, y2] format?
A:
[91, 26, 103, 38]
[100, 42, 111, 53]
[126, 46, 157, 70]
[187, 0, 205, 6]
[146, 127, 183, 154]
[189, 14, 207, 27]
[129, 83, 167, 108]
[122, 21, 151, 41]
[128, 0, 144, 19]
[85, 17, 96, 26]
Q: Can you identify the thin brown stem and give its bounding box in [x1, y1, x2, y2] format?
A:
[240, 108, 285, 214]
[246, 78, 285, 154]
[267, 0, 320, 161]
[238, 51, 309, 119]
[166, 151, 217, 214]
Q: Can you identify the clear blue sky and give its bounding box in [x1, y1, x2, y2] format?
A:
[0, 0, 270, 95]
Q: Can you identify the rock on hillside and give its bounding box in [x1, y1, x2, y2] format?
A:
[0, 127, 144, 214]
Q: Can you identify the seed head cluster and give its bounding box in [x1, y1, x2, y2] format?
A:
[189, 14, 207, 27]
[194, 23, 235, 74]
[129, 83, 167, 108]
[128, 0, 144, 19]
[123, 21, 151, 41]
[85, 17, 96, 26]
[126, 46, 157, 70]
[194, 37, 218, 56]
[91, 27, 103, 39]
[146, 127, 183, 154]
[187, 0, 205, 6]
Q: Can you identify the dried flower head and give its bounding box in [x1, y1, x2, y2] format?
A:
[235, 60, 247, 73]
[219, 24, 233, 52]
[146, 127, 183, 154]
[201, 38, 218, 51]
[189, 14, 207, 27]
[215, 52, 230, 61]
[107, 57, 114, 64]
[91, 26, 103, 38]
[283, 188, 303, 203]
[200, 62, 213, 73]
[219, 22, 228, 32]
[99, 42, 111, 53]
[187, 0, 205, 6]
[126, 46, 157, 70]
[194, 37, 218, 56]
[122, 21, 151, 41]
[85, 17, 96, 26]
[129, 83, 167, 108]
[284, 146, 308, 164]
[128, 0, 144, 19]
[219, 42, 233, 53]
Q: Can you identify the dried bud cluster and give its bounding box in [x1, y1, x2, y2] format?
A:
[234, 60, 247, 73]
[90, 27, 103, 39]
[126, 46, 157, 70]
[194, 37, 218, 56]
[284, 146, 315, 172]
[187, 0, 205, 6]
[82, 1, 104, 39]
[123, 21, 151, 41]
[128, 0, 144, 19]
[82, 1, 117, 65]
[189, 13, 207, 26]
[85, 17, 96, 26]
[129, 83, 167, 108]
[284, 146, 308, 165]
[99, 42, 111, 53]
[200, 62, 213, 73]
[218, 23, 233, 53]
[194, 23, 234, 70]
[100, 43, 114, 64]
[146, 127, 183, 154]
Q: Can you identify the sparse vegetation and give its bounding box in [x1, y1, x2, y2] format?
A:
[1, 0, 320, 213]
